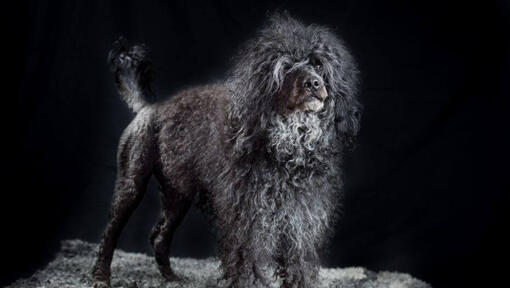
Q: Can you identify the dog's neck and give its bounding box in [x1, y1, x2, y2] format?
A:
[264, 111, 335, 171]
[228, 106, 338, 172]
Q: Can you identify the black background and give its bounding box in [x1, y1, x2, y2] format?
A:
[6, 0, 509, 287]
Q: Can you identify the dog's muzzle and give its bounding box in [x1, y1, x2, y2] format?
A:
[303, 75, 328, 101]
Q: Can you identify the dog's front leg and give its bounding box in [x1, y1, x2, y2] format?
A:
[280, 250, 320, 288]
[219, 223, 275, 287]
[220, 242, 273, 288]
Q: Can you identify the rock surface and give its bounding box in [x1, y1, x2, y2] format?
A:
[6, 240, 431, 288]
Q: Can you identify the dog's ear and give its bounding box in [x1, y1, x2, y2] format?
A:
[334, 91, 361, 150]
[227, 35, 284, 157]
[326, 37, 362, 150]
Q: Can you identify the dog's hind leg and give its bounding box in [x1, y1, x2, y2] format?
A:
[92, 111, 155, 288]
[149, 177, 192, 282]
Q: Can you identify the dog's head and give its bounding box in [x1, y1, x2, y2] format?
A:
[275, 58, 329, 114]
[228, 13, 361, 156]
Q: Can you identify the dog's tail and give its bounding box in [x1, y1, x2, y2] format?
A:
[108, 38, 154, 113]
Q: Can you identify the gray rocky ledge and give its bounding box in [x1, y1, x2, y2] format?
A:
[6, 240, 431, 288]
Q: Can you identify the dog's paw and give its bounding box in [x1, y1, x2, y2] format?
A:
[92, 280, 111, 288]
[159, 267, 185, 283]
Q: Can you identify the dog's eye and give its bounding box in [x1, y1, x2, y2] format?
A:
[311, 60, 322, 72]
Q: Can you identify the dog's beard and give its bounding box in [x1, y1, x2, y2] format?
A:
[266, 111, 329, 168]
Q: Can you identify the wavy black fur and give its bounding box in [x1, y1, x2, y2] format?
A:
[92, 13, 361, 288]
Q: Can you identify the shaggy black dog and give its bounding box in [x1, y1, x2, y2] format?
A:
[92, 14, 361, 288]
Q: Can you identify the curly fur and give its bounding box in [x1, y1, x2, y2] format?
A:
[92, 13, 361, 288]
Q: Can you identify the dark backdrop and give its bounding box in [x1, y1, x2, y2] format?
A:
[7, 0, 509, 287]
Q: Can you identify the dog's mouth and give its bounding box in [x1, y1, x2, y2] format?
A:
[303, 87, 328, 112]
[311, 93, 323, 101]
[303, 97, 324, 112]
[281, 78, 328, 114]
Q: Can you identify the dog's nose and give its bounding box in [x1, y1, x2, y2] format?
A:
[303, 76, 323, 91]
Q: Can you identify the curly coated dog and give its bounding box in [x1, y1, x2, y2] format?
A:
[92, 13, 361, 288]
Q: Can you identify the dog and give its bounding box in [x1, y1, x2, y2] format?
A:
[92, 13, 361, 288]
